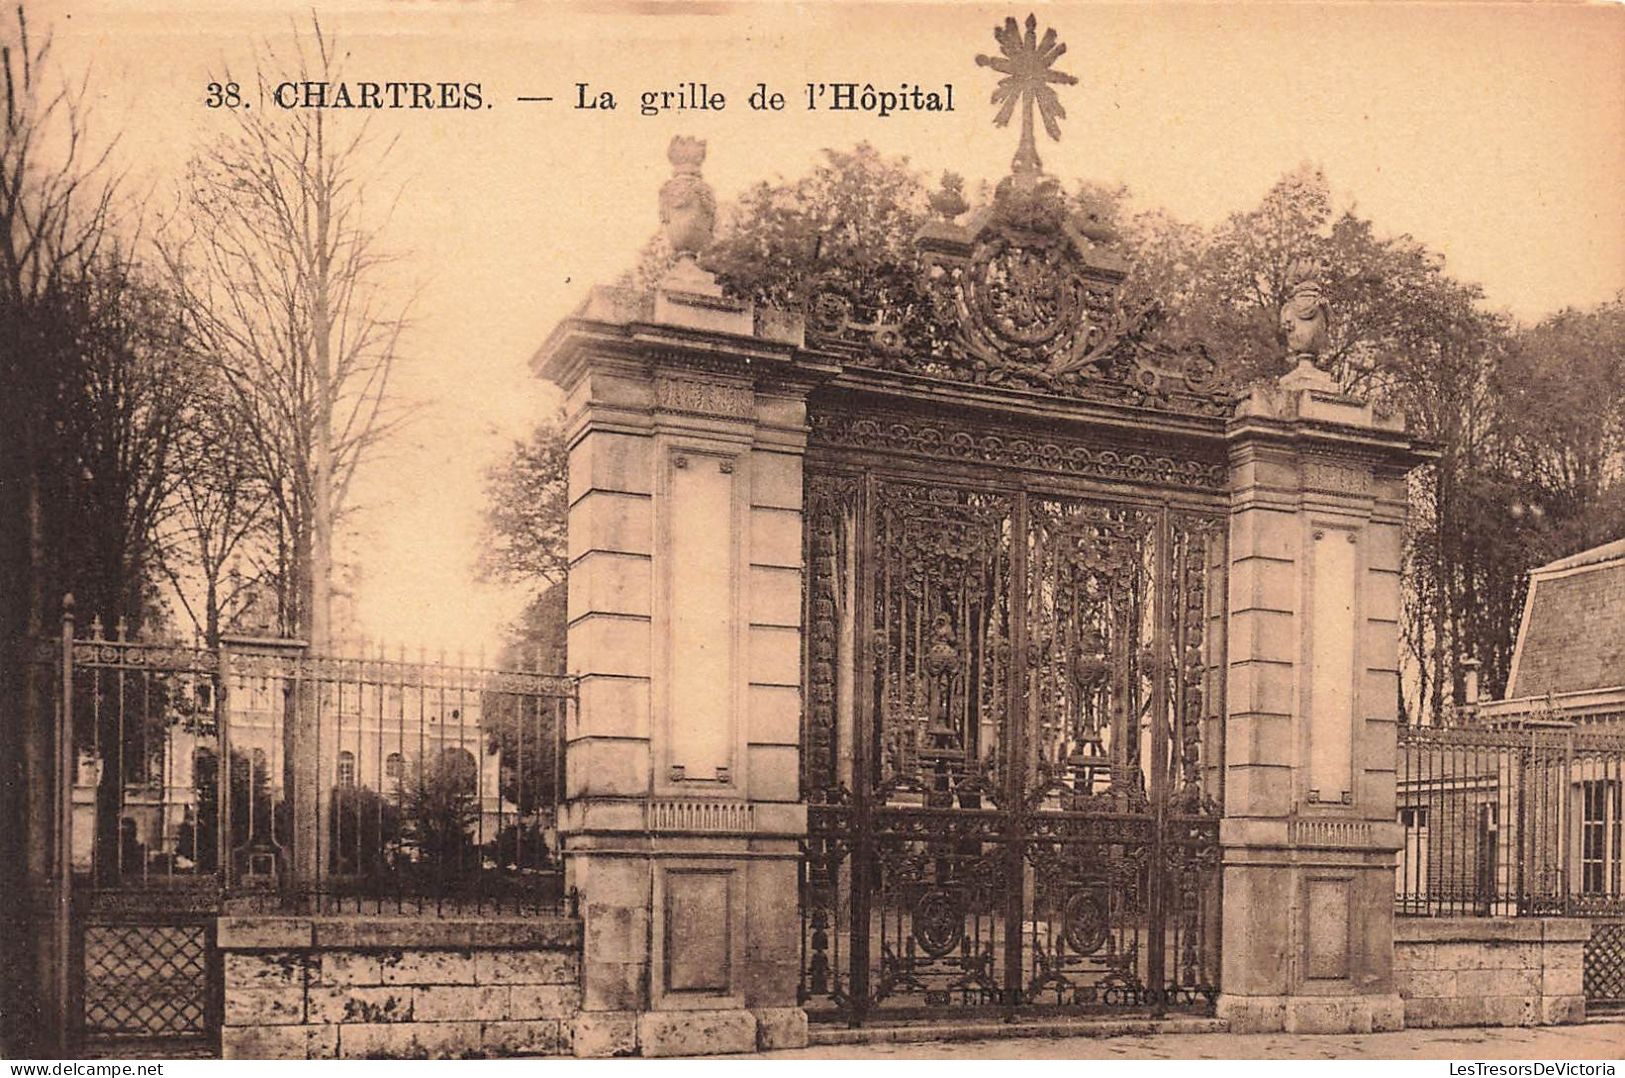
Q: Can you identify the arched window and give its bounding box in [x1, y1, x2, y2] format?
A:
[337, 750, 356, 789]
[385, 752, 404, 782]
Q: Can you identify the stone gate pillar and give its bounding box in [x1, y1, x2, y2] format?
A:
[534, 138, 824, 1058]
[1218, 351, 1433, 1032]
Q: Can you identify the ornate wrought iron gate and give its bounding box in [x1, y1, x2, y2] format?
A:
[800, 451, 1225, 1023]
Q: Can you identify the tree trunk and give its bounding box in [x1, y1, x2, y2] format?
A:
[205, 575, 219, 647]
[304, 109, 335, 654]
[1430, 464, 1449, 724]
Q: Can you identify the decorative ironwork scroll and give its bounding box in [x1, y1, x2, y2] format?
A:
[801, 14, 1234, 418]
[796, 12, 1226, 1024]
[809, 411, 1227, 492]
[799, 464, 1225, 1021]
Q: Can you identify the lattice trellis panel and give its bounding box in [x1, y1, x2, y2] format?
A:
[83, 923, 210, 1037]
[1584, 923, 1625, 1008]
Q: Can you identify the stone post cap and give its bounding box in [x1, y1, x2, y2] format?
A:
[1233, 358, 1407, 433]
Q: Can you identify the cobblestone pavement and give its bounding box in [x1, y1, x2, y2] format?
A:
[760, 1021, 1625, 1060]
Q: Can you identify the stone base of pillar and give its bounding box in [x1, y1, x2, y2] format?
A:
[753, 1006, 809, 1050]
[638, 1008, 758, 1057]
[1217, 993, 1404, 1034]
[572, 1011, 639, 1058]
[573, 1006, 808, 1057]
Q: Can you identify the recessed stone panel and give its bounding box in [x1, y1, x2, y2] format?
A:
[565, 738, 650, 799]
[1231, 608, 1298, 665]
[748, 743, 799, 802]
[1225, 764, 1294, 818]
[1363, 566, 1402, 622]
[663, 869, 734, 994]
[1229, 506, 1301, 563]
[1308, 529, 1357, 802]
[1306, 877, 1352, 980]
[666, 450, 737, 778]
[1229, 556, 1297, 615]
[1224, 712, 1294, 768]
[1227, 662, 1296, 722]
[567, 615, 651, 678]
[749, 625, 801, 687]
[748, 684, 800, 747]
[577, 675, 651, 740]
[570, 551, 652, 618]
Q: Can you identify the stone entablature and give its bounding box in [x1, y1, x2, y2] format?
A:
[1476, 690, 1625, 729]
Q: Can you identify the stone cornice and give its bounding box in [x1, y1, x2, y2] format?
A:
[1226, 411, 1438, 473]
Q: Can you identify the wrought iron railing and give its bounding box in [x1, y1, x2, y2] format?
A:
[1395, 721, 1625, 918]
[32, 619, 576, 917]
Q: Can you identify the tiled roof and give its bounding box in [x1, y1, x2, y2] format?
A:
[1507, 538, 1625, 697]
[1534, 536, 1625, 573]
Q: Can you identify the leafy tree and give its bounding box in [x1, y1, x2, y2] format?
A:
[622, 142, 930, 326]
[53, 252, 200, 636]
[398, 748, 480, 873]
[0, 10, 206, 1052]
[1499, 297, 1625, 554]
[479, 427, 567, 819]
[480, 422, 569, 592]
[707, 142, 929, 319]
[156, 376, 274, 645]
[329, 784, 401, 878]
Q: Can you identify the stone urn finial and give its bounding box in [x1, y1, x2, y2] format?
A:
[1279, 256, 1331, 367]
[659, 136, 717, 261]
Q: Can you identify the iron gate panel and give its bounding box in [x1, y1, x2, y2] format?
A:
[82, 910, 217, 1042]
[801, 462, 1224, 1022]
[1585, 922, 1625, 1013]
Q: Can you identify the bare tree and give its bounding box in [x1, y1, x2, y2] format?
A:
[161, 20, 409, 650]
[155, 383, 273, 644]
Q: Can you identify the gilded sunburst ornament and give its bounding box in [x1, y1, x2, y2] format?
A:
[975, 13, 1079, 176]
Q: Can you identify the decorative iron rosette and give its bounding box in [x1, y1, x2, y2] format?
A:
[911, 889, 966, 958]
[1061, 887, 1111, 956]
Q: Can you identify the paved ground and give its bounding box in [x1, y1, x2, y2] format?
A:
[760, 1021, 1625, 1060]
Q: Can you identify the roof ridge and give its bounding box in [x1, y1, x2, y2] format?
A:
[1532, 536, 1625, 575]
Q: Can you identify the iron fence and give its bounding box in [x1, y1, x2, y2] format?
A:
[49, 623, 576, 916]
[1395, 722, 1625, 918]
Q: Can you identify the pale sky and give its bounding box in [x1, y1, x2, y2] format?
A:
[37, 0, 1625, 656]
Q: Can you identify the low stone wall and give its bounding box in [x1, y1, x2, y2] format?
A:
[1394, 918, 1587, 1028]
[218, 915, 581, 1059]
